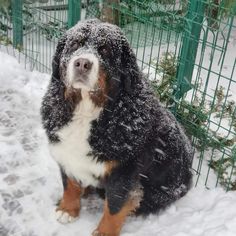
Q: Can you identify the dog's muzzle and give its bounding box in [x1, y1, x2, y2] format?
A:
[66, 53, 99, 89]
[73, 58, 93, 82]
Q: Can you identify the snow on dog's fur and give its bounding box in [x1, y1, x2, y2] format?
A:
[41, 19, 193, 236]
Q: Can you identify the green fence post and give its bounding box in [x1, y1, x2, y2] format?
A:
[12, 0, 23, 49]
[174, 0, 206, 99]
[68, 0, 81, 28]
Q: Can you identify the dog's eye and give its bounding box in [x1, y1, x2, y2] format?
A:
[78, 40, 85, 47]
[101, 47, 108, 54]
[71, 42, 79, 50]
[99, 45, 110, 56]
[69, 41, 85, 53]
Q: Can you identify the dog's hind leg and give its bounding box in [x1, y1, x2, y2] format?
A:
[56, 169, 83, 224]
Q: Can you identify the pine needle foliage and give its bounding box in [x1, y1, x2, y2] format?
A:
[150, 53, 236, 190]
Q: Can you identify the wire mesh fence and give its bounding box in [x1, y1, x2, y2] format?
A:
[0, 0, 68, 72]
[0, 0, 236, 190]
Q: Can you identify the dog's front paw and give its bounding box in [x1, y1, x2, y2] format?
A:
[92, 229, 118, 236]
[55, 209, 79, 224]
[55, 195, 81, 224]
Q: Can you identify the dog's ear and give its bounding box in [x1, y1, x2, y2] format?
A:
[52, 34, 67, 81]
[121, 40, 140, 93]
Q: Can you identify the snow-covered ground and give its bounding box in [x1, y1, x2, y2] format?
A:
[1, 51, 236, 236]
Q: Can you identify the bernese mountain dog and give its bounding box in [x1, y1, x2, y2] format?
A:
[41, 19, 193, 236]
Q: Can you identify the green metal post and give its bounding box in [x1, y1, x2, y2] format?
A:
[174, 0, 206, 99]
[12, 0, 23, 49]
[68, 0, 81, 28]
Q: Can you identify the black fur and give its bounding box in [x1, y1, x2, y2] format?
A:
[41, 19, 193, 215]
[60, 167, 68, 190]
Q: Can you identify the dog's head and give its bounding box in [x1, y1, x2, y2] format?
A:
[52, 19, 140, 104]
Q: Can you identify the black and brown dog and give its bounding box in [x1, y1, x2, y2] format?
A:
[41, 19, 193, 236]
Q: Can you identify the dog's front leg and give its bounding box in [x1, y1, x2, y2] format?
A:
[92, 165, 141, 236]
[92, 197, 137, 236]
[56, 168, 83, 224]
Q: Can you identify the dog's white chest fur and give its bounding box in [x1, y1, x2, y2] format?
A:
[49, 91, 105, 187]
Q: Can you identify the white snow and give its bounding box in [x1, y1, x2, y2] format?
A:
[0, 51, 236, 236]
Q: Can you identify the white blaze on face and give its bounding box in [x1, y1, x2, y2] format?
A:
[66, 53, 99, 91]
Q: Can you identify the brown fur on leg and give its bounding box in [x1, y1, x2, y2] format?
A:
[56, 178, 82, 218]
[92, 198, 139, 236]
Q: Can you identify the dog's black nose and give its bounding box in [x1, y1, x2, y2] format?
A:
[74, 58, 93, 74]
